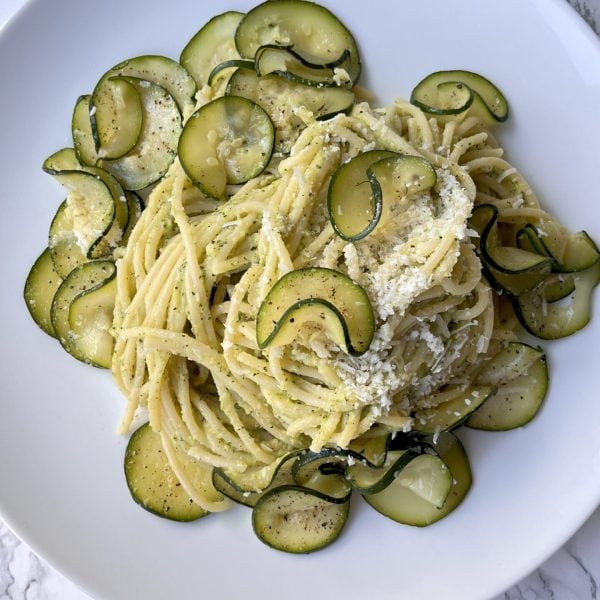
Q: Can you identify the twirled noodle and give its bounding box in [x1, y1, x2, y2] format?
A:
[110, 97, 540, 511]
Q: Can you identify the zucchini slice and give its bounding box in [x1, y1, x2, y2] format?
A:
[207, 59, 255, 86]
[226, 67, 354, 152]
[72, 94, 98, 166]
[179, 96, 274, 200]
[256, 267, 375, 356]
[252, 485, 350, 553]
[364, 432, 471, 527]
[23, 248, 62, 338]
[48, 200, 87, 278]
[468, 343, 548, 430]
[180, 11, 245, 88]
[125, 423, 208, 522]
[51, 260, 116, 367]
[102, 77, 183, 190]
[235, 0, 360, 84]
[411, 70, 509, 124]
[255, 45, 350, 87]
[326, 150, 397, 241]
[90, 76, 143, 159]
[292, 450, 351, 501]
[413, 385, 496, 434]
[511, 262, 600, 339]
[101, 55, 196, 114]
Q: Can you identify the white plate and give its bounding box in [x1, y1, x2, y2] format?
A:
[1, 1, 599, 598]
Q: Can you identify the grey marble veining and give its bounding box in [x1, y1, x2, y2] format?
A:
[1, 0, 599, 599]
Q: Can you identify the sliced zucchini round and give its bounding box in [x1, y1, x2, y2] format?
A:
[256, 267, 375, 357]
[125, 423, 208, 522]
[327, 150, 397, 241]
[207, 59, 255, 86]
[235, 0, 360, 84]
[90, 76, 143, 160]
[468, 343, 548, 431]
[252, 485, 350, 553]
[292, 450, 351, 501]
[411, 70, 509, 124]
[364, 432, 471, 527]
[48, 200, 87, 278]
[72, 94, 98, 167]
[511, 262, 600, 339]
[179, 95, 274, 200]
[51, 260, 116, 367]
[413, 385, 496, 434]
[24, 248, 62, 338]
[102, 76, 183, 191]
[226, 67, 354, 153]
[180, 11, 245, 88]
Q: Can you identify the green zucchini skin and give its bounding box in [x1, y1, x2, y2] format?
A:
[125, 423, 209, 522]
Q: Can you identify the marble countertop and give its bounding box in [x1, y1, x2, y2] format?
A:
[2, 1, 600, 598]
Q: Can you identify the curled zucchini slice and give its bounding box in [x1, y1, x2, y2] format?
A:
[256, 267, 375, 356]
[511, 262, 600, 340]
[468, 342, 548, 430]
[411, 70, 508, 124]
[413, 385, 496, 434]
[125, 423, 208, 522]
[328, 152, 436, 241]
[23, 248, 62, 338]
[364, 432, 471, 527]
[252, 485, 350, 553]
[51, 260, 116, 367]
[179, 95, 274, 199]
[292, 450, 352, 501]
[72, 94, 98, 167]
[90, 76, 143, 159]
[235, 0, 360, 84]
[180, 11, 245, 88]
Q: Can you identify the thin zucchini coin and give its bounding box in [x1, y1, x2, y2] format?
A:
[90, 76, 143, 159]
[48, 200, 87, 278]
[125, 423, 208, 522]
[327, 150, 397, 241]
[51, 260, 116, 367]
[511, 262, 600, 340]
[365, 432, 471, 527]
[24, 248, 62, 338]
[102, 77, 183, 191]
[292, 450, 351, 501]
[256, 267, 375, 356]
[235, 0, 360, 84]
[72, 94, 98, 166]
[468, 343, 548, 431]
[226, 67, 354, 152]
[179, 96, 274, 200]
[252, 485, 350, 553]
[180, 11, 245, 88]
[413, 385, 496, 434]
[411, 70, 509, 124]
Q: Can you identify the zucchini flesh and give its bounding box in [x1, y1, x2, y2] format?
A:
[252, 485, 350, 553]
[255, 45, 350, 87]
[292, 451, 351, 501]
[256, 267, 374, 356]
[102, 77, 182, 190]
[365, 432, 471, 527]
[72, 95, 98, 167]
[90, 77, 143, 159]
[48, 200, 87, 278]
[51, 260, 116, 366]
[180, 11, 244, 88]
[392, 454, 452, 509]
[468, 343, 548, 430]
[179, 96, 274, 200]
[226, 67, 354, 152]
[235, 0, 360, 84]
[413, 385, 496, 434]
[326, 150, 397, 241]
[411, 70, 508, 124]
[103, 55, 196, 114]
[125, 423, 208, 521]
[511, 262, 600, 339]
[23, 248, 62, 338]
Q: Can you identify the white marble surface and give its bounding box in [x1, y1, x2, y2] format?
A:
[1, 1, 600, 599]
